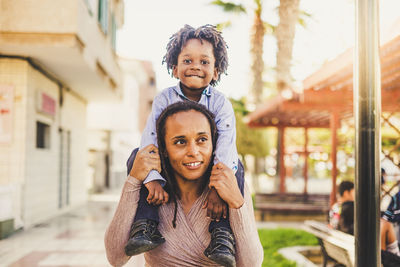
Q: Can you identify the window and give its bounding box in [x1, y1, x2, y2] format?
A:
[84, 0, 93, 16]
[98, 0, 108, 34]
[111, 15, 117, 50]
[36, 121, 50, 149]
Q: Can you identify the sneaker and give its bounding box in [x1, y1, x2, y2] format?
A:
[124, 219, 165, 256]
[204, 227, 236, 267]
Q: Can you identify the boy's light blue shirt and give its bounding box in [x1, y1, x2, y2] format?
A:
[140, 83, 238, 185]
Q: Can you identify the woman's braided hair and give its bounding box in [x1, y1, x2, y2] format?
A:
[156, 101, 218, 228]
[162, 24, 229, 86]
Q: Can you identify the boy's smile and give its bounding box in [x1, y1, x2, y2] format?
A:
[173, 38, 218, 102]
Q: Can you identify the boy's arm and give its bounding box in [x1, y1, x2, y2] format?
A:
[140, 94, 168, 185]
[213, 97, 238, 171]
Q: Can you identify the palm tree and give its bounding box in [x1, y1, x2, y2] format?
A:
[211, 0, 266, 109]
[275, 0, 300, 93]
[211, 0, 302, 104]
[275, 0, 300, 193]
[211, 0, 303, 192]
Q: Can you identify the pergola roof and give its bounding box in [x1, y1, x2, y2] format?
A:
[246, 33, 400, 128]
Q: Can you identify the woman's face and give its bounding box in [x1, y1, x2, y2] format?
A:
[164, 109, 213, 182]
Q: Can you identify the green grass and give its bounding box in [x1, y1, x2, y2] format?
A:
[258, 228, 319, 267]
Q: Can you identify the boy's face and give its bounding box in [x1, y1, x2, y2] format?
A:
[173, 38, 218, 100]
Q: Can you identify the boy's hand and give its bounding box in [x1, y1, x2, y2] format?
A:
[145, 181, 169, 206]
[202, 187, 227, 221]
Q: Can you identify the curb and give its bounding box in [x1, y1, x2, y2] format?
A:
[278, 246, 320, 267]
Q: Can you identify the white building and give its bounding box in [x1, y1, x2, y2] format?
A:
[87, 58, 157, 192]
[0, 0, 124, 235]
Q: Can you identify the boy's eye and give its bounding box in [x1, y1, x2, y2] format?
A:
[201, 60, 210, 65]
[183, 59, 191, 64]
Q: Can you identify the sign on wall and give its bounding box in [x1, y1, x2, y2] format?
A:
[36, 91, 56, 117]
[0, 85, 14, 144]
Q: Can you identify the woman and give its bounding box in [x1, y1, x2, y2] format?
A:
[105, 101, 263, 267]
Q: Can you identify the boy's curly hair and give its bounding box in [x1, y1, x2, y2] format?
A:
[162, 24, 229, 86]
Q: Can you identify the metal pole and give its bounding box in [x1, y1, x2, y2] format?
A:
[354, 0, 381, 266]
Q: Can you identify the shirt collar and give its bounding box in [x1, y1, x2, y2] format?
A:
[174, 82, 212, 99]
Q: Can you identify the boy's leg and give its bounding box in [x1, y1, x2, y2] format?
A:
[208, 159, 245, 232]
[126, 148, 159, 222]
[205, 159, 244, 267]
[125, 148, 164, 256]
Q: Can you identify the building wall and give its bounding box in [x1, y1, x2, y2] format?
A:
[60, 90, 87, 207]
[0, 0, 123, 93]
[0, 0, 78, 33]
[77, 0, 121, 86]
[0, 58, 88, 229]
[86, 58, 155, 192]
[23, 62, 60, 228]
[138, 61, 157, 132]
[0, 58, 28, 228]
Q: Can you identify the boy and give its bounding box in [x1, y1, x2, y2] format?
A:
[124, 24, 243, 267]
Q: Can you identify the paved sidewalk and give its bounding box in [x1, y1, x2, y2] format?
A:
[0, 192, 305, 266]
[0, 195, 144, 267]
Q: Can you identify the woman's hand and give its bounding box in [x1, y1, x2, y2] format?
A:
[209, 162, 244, 209]
[129, 144, 161, 182]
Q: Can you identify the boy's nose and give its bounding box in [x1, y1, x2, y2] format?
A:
[190, 62, 201, 70]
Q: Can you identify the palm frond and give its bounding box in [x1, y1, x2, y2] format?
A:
[298, 10, 313, 28]
[210, 0, 246, 14]
[216, 21, 233, 31]
[263, 21, 276, 35]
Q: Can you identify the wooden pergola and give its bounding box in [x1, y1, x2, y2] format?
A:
[246, 32, 400, 207]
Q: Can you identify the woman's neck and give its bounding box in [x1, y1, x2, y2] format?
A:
[175, 177, 204, 213]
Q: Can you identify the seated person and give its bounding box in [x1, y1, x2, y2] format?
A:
[381, 218, 400, 256]
[331, 180, 400, 265]
[328, 180, 354, 234]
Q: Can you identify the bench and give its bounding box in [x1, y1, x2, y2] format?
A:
[255, 193, 330, 220]
[303, 220, 354, 267]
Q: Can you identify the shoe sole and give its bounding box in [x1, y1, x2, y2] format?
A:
[124, 239, 165, 256]
[207, 253, 236, 267]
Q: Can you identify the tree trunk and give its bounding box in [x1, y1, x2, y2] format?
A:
[249, 11, 265, 108]
[249, 6, 266, 191]
[275, 0, 300, 193]
[275, 0, 300, 92]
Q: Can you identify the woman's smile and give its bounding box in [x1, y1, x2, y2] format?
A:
[183, 161, 203, 169]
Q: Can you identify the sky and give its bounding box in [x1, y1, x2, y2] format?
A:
[117, 0, 400, 100]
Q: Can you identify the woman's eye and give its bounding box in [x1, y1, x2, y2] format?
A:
[175, 139, 186, 145]
[198, 137, 208, 143]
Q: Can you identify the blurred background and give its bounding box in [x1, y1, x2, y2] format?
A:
[1, 0, 400, 266]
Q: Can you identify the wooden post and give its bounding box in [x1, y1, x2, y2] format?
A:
[330, 112, 339, 207]
[279, 127, 286, 194]
[303, 127, 308, 195]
